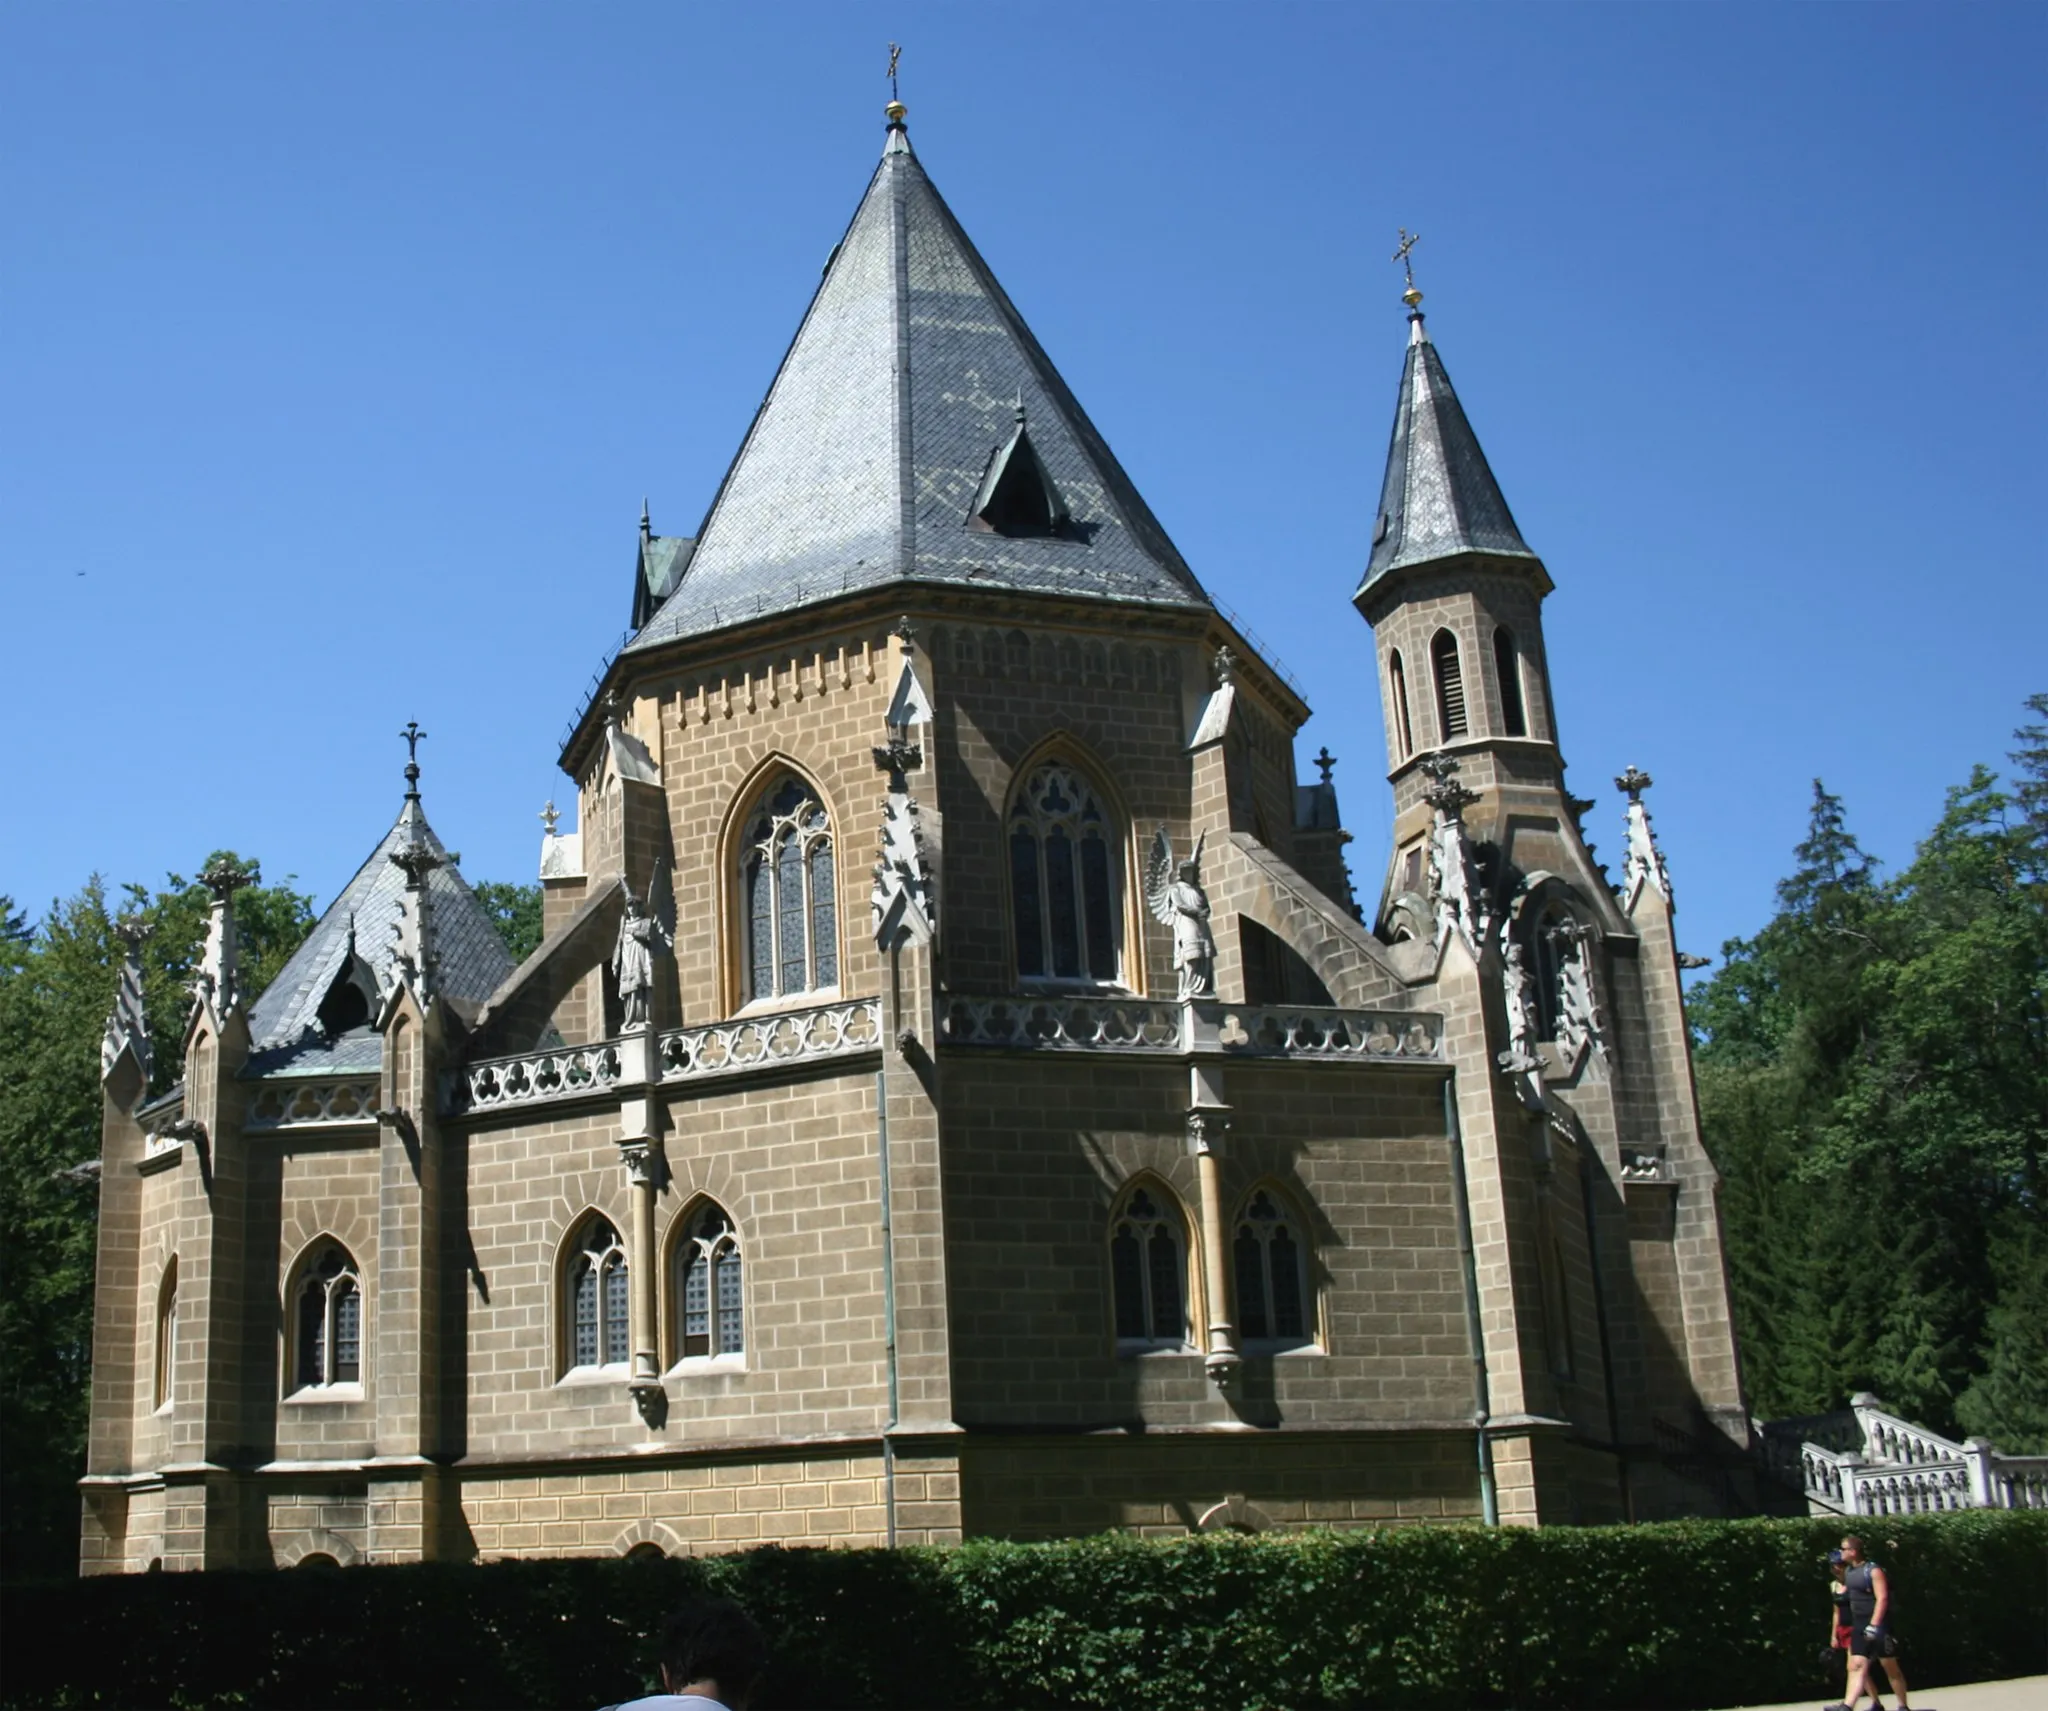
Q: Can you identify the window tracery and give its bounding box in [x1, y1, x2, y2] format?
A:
[1233, 1188, 1312, 1346]
[292, 1243, 361, 1390]
[568, 1216, 629, 1370]
[1009, 761, 1122, 985]
[742, 775, 837, 1003]
[1110, 1184, 1189, 1348]
[674, 1202, 744, 1361]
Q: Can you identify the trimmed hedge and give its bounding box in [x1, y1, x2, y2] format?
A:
[3, 1511, 2042, 1709]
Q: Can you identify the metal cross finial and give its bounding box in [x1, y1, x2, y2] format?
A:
[1615, 764, 1654, 802]
[400, 721, 427, 796]
[888, 41, 902, 100]
[1315, 746, 1338, 786]
[1392, 228, 1421, 288]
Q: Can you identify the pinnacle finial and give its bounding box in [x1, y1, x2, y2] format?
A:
[1615, 765, 1654, 802]
[1315, 746, 1338, 786]
[1393, 228, 1423, 311]
[885, 41, 906, 126]
[639, 497, 651, 539]
[400, 721, 427, 798]
[541, 799, 560, 838]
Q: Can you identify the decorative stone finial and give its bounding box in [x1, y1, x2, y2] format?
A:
[540, 800, 560, 838]
[1417, 750, 1477, 820]
[1213, 644, 1238, 687]
[893, 614, 917, 647]
[1315, 746, 1338, 786]
[198, 855, 254, 903]
[639, 498, 651, 540]
[1615, 764, 1654, 802]
[399, 721, 427, 799]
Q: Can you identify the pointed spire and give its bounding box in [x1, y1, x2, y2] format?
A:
[194, 857, 253, 1015]
[102, 916, 153, 1085]
[1359, 282, 1539, 591]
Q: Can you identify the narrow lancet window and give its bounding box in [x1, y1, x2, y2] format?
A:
[1432, 630, 1468, 740]
[154, 1256, 179, 1412]
[1388, 649, 1415, 758]
[675, 1203, 745, 1361]
[568, 1216, 628, 1370]
[1233, 1189, 1311, 1345]
[292, 1243, 362, 1389]
[1494, 627, 1528, 738]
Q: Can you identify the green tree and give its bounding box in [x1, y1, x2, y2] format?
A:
[0, 858, 313, 1580]
[1692, 700, 2048, 1444]
[472, 880, 545, 963]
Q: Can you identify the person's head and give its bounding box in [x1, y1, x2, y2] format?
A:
[1840, 1535, 1865, 1564]
[656, 1598, 769, 1708]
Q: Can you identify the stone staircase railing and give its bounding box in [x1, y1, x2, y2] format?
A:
[1767, 1392, 2048, 1515]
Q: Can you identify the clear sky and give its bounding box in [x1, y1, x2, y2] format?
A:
[4, 3, 2042, 974]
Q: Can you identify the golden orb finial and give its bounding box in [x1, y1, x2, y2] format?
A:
[885, 98, 908, 125]
[1402, 284, 1424, 309]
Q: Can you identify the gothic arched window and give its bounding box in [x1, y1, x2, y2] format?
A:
[1109, 1183, 1190, 1349]
[673, 1202, 744, 1362]
[1388, 649, 1415, 758]
[1009, 760, 1122, 985]
[292, 1243, 362, 1390]
[1493, 627, 1528, 738]
[154, 1255, 178, 1412]
[741, 774, 837, 1004]
[567, 1216, 629, 1370]
[1432, 629, 1468, 741]
[1233, 1188, 1312, 1346]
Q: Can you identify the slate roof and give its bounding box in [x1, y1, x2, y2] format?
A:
[1358, 313, 1539, 591]
[242, 795, 516, 1078]
[627, 120, 1209, 652]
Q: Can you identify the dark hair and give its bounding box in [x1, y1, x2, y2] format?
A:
[658, 1599, 769, 1701]
[1841, 1535, 1864, 1554]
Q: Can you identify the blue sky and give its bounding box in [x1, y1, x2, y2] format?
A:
[4, 4, 2042, 974]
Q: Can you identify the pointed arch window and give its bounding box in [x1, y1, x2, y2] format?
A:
[1493, 627, 1528, 738]
[1009, 761, 1122, 985]
[568, 1216, 629, 1370]
[673, 1203, 744, 1362]
[1432, 630, 1468, 741]
[292, 1243, 362, 1390]
[1109, 1184, 1190, 1349]
[1388, 649, 1415, 759]
[153, 1255, 179, 1412]
[1234, 1189, 1312, 1347]
[741, 775, 837, 1003]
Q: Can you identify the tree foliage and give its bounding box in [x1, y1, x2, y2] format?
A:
[471, 879, 544, 963]
[1692, 696, 2048, 1447]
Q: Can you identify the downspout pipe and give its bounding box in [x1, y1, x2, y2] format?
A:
[1445, 1076, 1499, 1526]
[875, 1062, 900, 1549]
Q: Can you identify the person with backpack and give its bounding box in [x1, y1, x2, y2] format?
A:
[1824, 1547, 1889, 1709]
[1827, 1534, 1910, 1711]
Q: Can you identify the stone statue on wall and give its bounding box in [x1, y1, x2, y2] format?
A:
[613, 860, 674, 1032]
[1548, 917, 1608, 1061]
[1146, 828, 1215, 1000]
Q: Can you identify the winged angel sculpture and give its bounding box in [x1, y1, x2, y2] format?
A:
[1146, 828, 1216, 1000]
[613, 857, 676, 1031]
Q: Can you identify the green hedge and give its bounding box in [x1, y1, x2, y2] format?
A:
[4, 1512, 2042, 1709]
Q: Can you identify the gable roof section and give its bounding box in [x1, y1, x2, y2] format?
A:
[1359, 315, 1539, 591]
[627, 122, 1208, 653]
[243, 796, 516, 1077]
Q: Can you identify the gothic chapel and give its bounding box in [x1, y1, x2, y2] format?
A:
[82, 102, 1749, 1573]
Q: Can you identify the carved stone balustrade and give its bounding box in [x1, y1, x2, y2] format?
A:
[447, 1043, 624, 1116]
[1776, 1392, 2048, 1514]
[940, 997, 1443, 1064]
[245, 1077, 380, 1132]
[658, 998, 882, 1085]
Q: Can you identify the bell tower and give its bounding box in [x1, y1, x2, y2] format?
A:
[1353, 263, 1573, 921]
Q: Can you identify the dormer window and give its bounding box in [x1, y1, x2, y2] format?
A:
[969, 408, 1069, 539]
[316, 943, 380, 1038]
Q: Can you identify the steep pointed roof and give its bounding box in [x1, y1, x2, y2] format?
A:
[243, 793, 515, 1076]
[1359, 311, 1539, 592]
[628, 116, 1207, 652]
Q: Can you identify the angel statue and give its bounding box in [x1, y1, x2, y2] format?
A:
[1146, 828, 1216, 1000]
[613, 861, 675, 1032]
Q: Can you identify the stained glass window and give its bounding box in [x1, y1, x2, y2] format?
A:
[567, 1217, 627, 1370]
[741, 776, 836, 1002]
[1010, 762, 1121, 985]
[293, 1243, 363, 1388]
[675, 1204, 744, 1361]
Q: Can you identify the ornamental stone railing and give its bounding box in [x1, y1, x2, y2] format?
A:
[245, 1077, 380, 1132]
[940, 997, 1443, 1063]
[449, 1043, 623, 1116]
[1773, 1393, 2048, 1514]
[658, 998, 881, 1085]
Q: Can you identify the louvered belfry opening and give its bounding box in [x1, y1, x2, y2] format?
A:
[1493, 627, 1528, 737]
[1431, 629, 1469, 740]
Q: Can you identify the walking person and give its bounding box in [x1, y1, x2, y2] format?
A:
[1827, 1535, 1910, 1711]
[1824, 1548, 1889, 1709]
[601, 1597, 770, 1711]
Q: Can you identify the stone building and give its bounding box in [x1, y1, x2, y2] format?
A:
[81, 104, 1749, 1573]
